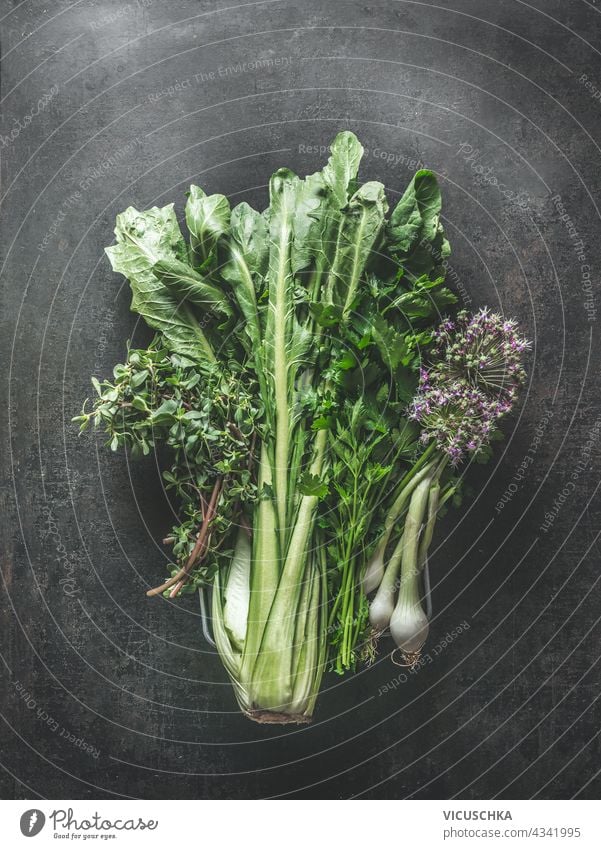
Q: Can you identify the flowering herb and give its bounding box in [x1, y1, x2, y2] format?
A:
[76, 133, 529, 720]
[366, 311, 530, 666]
[431, 309, 529, 396]
[410, 309, 530, 464]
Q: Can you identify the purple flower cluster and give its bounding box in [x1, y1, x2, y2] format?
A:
[410, 309, 530, 464]
[430, 309, 529, 400]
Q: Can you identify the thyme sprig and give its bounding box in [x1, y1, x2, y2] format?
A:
[75, 339, 260, 594]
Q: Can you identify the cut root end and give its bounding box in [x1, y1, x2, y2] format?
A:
[243, 710, 312, 725]
[390, 647, 423, 669]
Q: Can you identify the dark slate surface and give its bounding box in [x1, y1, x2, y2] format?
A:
[1, 0, 600, 800]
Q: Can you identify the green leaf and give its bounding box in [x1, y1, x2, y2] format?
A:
[105, 205, 216, 363]
[183, 373, 201, 390]
[291, 170, 329, 275]
[328, 181, 388, 319]
[149, 399, 179, 424]
[312, 415, 334, 430]
[292, 131, 364, 282]
[152, 257, 232, 317]
[334, 352, 356, 371]
[322, 131, 364, 208]
[394, 368, 418, 403]
[309, 302, 342, 327]
[260, 481, 274, 500]
[170, 353, 198, 368]
[371, 314, 410, 370]
[385, 274, 457, 320]
[221, 202, 268, 354]
[130, 369, 149, 387]
[298, 472, 329, 498]
[388, 171, 440, 253]
[185, 185, 230, 267]
[131, 395, 149, 412]
[387, 170, 450, 279]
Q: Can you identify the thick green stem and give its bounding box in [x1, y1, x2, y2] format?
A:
[239, 446, 280, 687]
[266, 171, 297, 549]
[248, 428, 328, 711]
[306, 546, 328, 715]
[391, 441, 437, 504]
[273, 242, 291, 547]
[290, 563, 321, 712]
[383, 452, 438, 542]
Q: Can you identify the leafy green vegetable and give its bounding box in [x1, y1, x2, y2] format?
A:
[152, 257, 232, 317]
[387, 169, 450, 280]
[77, 133, 527, 721]
[105, 206, 215, 363]
[329, 181, 388, 318]
[221, 202, 268, 355]
[185, 185, 230, 268]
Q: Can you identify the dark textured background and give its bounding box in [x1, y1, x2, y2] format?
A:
[1, 0, 600, 800]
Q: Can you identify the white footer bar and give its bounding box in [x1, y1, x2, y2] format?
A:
[0, 799, 599, 848]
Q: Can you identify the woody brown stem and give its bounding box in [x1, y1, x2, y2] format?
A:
[146, 477, 223, 598]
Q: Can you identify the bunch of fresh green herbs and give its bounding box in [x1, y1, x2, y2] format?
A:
[76, 133, 515, 723]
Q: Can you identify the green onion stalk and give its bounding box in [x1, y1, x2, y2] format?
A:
[363, 309, 530, 665]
